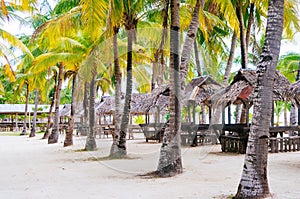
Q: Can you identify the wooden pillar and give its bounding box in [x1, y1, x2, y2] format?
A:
[15, 113, 18, 131]
[192, 101, 196, 124]
[228, 104, 231, 124]
[271, 101, 275, 127]
[209, 107, 212, 123]
[246, 102, 250, 127]
[187, 101, 191, 123]
[222, 107, 225, 134]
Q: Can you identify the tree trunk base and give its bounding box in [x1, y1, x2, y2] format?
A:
[42, 129, 50, 139]
[48, 130, 59, 144]
[109, 144, 127, 158]
[29, 129, 35, 137]
[156, 143, 183, 177]
[63, 140, 73, 147]
[85, 136, 97, 151]
[20, 130, 27, 136]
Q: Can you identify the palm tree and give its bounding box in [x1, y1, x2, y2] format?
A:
[63, 70, 77, 147]
[48, 62, 63, 144]
[20, 82, 29, 135]
[29, 89, 39, 137]
[156, 0, 182, 177]
[235, 0, 284, 197]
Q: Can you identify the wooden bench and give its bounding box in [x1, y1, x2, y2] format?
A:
[139, 123, 164, 142]
[127, 124, 142, 139]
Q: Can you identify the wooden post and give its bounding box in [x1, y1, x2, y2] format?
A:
[192, 101, 196, 124]
[15, 113, 18, 132]
[209, 107, 212, 124]
[271, 101, 275, 127]
[222, 108, 225, 135]
[187, 101, 191, 123]
[228, 104, 231, 124]
[157, 106, 160, 123]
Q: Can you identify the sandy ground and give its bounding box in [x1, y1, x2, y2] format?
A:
[0, 133, 299, 199]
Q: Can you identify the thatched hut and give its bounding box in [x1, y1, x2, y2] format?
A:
[210, 69, 290, 107]
[131, 76, 223, 124]
[96, 93, 151, 125]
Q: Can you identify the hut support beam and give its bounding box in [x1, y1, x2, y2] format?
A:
[228, 105, 231, 124]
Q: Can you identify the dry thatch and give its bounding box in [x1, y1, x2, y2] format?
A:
[59, 103, 86, 118]
[131, 85, 169, 114]
[283, 80, 300, 107]
[185, 76, 223, 105]
[209, 69, 291, 107]
[96, 93, 151, 115]
[132, 76, 222, 114]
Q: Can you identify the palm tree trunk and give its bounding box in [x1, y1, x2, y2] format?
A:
[114, 23, 134, 157]
[85, 74, 97, 150]
[81, 81, 89, 136]
[236, 3, 248, 69]
[29, 89, 39, 137]
[194, 40, 202, 76]
[110, 27, 123, 156]
[235, 0, 284, 197]
[179, 0, 201, 86]
[48, 63, 63, 144]
[64, 74, 77, 147]
[223, 33, 237, 86]
[20, 83, 29, 136]
[42, 74, 57, 139]
[245, 3, 255, 50]
[157, 0, 182, 177]
[152, 0, 169, 91]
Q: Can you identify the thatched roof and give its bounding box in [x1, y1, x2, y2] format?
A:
[283, 80, 300, 107]
[59, 103, 87, 119]
[131, 76, 222, 113]
[185, 76, 223, 105]
[96, 93, 150, 115]
[59, 104, 71, 117]
[209, 69, 291, 107]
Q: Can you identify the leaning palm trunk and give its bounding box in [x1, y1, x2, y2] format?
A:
[236, 3, 248, 69]
[64, 74, 77, 147]
[48, 63, 63, 144]
[81, 81, 89, 136]
[85, 73, 97, 151]
[43, 73, 57, 139]
[158, 0, 201, 177]
[235, 1, 284, 198]
[223, 33, 237, 86]
[20, 83, 29, 136]
[114, 26, 134, 157]
[29, 89, 39, 137]
[152, 0, 169, 91]
[110, 27, 123, 156]
[157, 0, 182, 177]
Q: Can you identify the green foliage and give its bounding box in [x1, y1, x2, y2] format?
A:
[133, 115, 145, 124]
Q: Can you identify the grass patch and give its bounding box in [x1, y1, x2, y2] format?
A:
[86, 155, 139, 162]
[0, 132, 22, 136]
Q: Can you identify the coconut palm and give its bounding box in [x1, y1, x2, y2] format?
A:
[29, 89, 39, 137]
[235, 0, 284, 197]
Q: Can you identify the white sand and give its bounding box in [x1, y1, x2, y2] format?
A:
[0, 133, 299, 199]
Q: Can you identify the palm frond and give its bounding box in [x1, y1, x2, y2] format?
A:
[0, 28, 33, 59]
